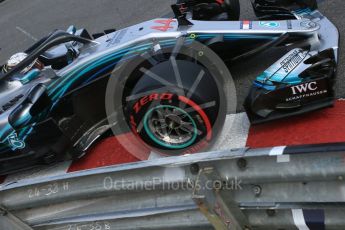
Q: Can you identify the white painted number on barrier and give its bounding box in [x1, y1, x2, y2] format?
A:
[28, 182, 70, 199]
[67, 222, 111, 230]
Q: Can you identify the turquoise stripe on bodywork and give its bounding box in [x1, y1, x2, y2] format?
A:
[259, 72, 302, 85]
[48, 39, 183, 101]
[48, 41, 155, 92]
[50, 45, 152, 100]
[12, 113, 32, 128]
[255, 71, 302, 91]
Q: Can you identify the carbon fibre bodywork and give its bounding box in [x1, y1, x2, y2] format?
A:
[0, 0, 339, 174]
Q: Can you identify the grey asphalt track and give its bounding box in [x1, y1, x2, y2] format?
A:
[0, 0, 343, 111]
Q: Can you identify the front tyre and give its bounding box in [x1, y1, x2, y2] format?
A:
[106, 39, 236, 159]
[124, 58, 221, 155]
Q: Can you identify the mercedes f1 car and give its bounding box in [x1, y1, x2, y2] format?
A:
[0, 0, 339, 174]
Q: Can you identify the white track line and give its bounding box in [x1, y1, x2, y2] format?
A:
[16, 26, 38, 41]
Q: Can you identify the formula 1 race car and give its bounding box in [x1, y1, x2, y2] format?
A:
[0, 0, 339, 174]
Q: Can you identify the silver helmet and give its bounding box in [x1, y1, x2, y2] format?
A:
[2, 52, 39, 74]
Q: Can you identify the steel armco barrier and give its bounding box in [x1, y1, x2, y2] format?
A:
[1, 143, 345, 230]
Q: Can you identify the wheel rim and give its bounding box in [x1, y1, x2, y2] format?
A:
[143, 105, 198, 149]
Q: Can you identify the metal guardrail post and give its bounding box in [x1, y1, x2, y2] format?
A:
[192, 166, 251, 230]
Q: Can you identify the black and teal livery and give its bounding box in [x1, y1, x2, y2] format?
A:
[0, 0, 339, 174]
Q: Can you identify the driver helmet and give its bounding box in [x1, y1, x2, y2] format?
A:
[2, 52, 43, 74]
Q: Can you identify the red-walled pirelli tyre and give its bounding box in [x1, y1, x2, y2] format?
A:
[106, 39, 236, 157]
[123, 56, 225, 155]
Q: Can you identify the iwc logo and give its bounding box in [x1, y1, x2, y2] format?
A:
[286, 82, 327, 102]
[291, 82, 318, 95]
